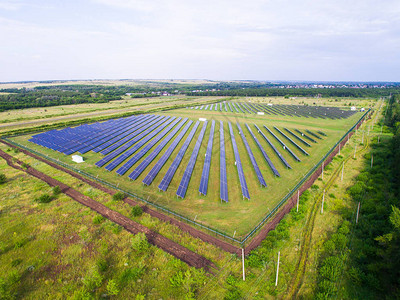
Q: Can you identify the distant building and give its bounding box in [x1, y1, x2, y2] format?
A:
[351, 106, 357, 111]
[199, 118, 207, 122]
[72, 155, 84, 163]
[257, 112, 265, 115]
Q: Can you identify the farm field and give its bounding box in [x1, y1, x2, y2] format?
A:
[9, 100, 365, 239]
[0, 96, 225, 134]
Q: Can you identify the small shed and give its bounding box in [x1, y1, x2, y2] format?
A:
[267, 103, 273, 106]
[72, 155, 84, 163]
[351, 106, 357, 111]
[360, 108, 365, 112]
[257, 112, 265, 115]
[199, 118, 207, 122]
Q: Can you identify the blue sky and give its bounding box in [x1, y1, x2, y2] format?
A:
[0, 0, 399, 82]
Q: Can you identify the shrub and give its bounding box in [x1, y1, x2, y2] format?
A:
[92, 215, 104, 225]
[0, 174, 6, 184]
[112, 192, 126, 201]
[130, 205, 143, 217]
[35, 194, 53, 203]
[82, 267, 103, 291]
[311, 184, 319, 190]
[96, 258, 108, 272]
[131, 233, 149, 252]
[52, 186, 61, 195]
[106, 279, 120, 296]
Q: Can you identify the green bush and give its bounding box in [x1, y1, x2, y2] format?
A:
[52, 185, 61, 195]
[131, 232, 149, 252]
[106, 279, 120, 296]
[92, 215, 104, 225]
[130, 205, 143, 217]
[112, 192, 126, 201]
[35, 194, 53, 203]
[82, 267, 103, 291]
[0, 174, 6, 184]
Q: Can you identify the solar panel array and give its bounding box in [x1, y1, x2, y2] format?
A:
[199, 120, 215, 196]
[228, 122, 250, 200]
[237, 123, 267, 188]
[176, 121, 208, 198]
[189, 101, 357, 119]
[219, 121, 228, 202]
[30, 112, 328, 202]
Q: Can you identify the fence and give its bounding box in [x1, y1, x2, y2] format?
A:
[3, 108, 371, 247]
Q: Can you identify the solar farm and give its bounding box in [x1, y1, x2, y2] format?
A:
[10, 100, 363, 239]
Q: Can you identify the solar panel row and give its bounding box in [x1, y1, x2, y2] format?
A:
[263, 125, 301, 162]
[274, 127, 309, 156]
[127, 118, 189, 180]
[254, 124, 292, 169]
[106, 117, 177, 172]
[95, 115, 167, 168]
[176, 121, 208, 198]
[158, 121, 200, 192]
[236, 123, 267, 187]
[284, 128, 312, 147]
[228, 122, 250, 200]
[245, 123, 280, 177]
[199, 120, 215, 196]
[116, 117, 183, 175]
[142, 120, 193, 186]
[219, 121, 228, 202]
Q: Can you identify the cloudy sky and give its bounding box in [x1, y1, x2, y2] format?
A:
[1, 0, 399, 82]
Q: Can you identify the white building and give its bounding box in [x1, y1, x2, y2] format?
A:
[72, 155, 84, 163]
[257, 112, 265, 115]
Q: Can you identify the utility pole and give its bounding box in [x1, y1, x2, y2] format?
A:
[356, 202, 361, 224]
[297, 190, 299, 212]
[322, 162, 324, 180]
[354, 144, 357, 159]
[242, 248, 245, 281]
[275, 251, 280, 286]
[321, 190, 325, 214]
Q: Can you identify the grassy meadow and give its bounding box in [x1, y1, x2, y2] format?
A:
[10, 98, 365, 239]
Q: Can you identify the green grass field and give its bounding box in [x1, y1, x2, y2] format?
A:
[10, 99, 365, 239]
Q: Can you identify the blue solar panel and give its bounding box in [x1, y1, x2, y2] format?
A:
[176, 121, 207, 198]
[204, 105, 209, 110]
[116, 117, 183, 175]
[126, 118, 188, 179]
[199, 120, 215, 196]
[100, 115, 163, 155]
[263, 126, 301, 162]
[274, 127, 309, 156]
[232, 102, 240, 113]
[68, 116, 137, 154]
[227, 102, 233, 112]
[158, 121, 200, 191]
[228, 122, 250, 200]
[95, 116, 168, 168]
[105, 117, 177, 172]
[142, 121, 193, 186]
[295, 129, 317, 143]
[306, 129, 322, 140]
[214, 104, 218, 111]
[237, 123, 267, 187]
[78, 115, 146, 154]
[254, 124, 291, 169]
[219, 121, 228, 202]
[284, 128, 312, 147]
[245, 124, 280, 177]
[92, 114, 152, 153]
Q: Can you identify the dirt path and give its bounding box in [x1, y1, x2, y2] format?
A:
[1, 139, 241, 255]
[0, 149, 216, 271]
